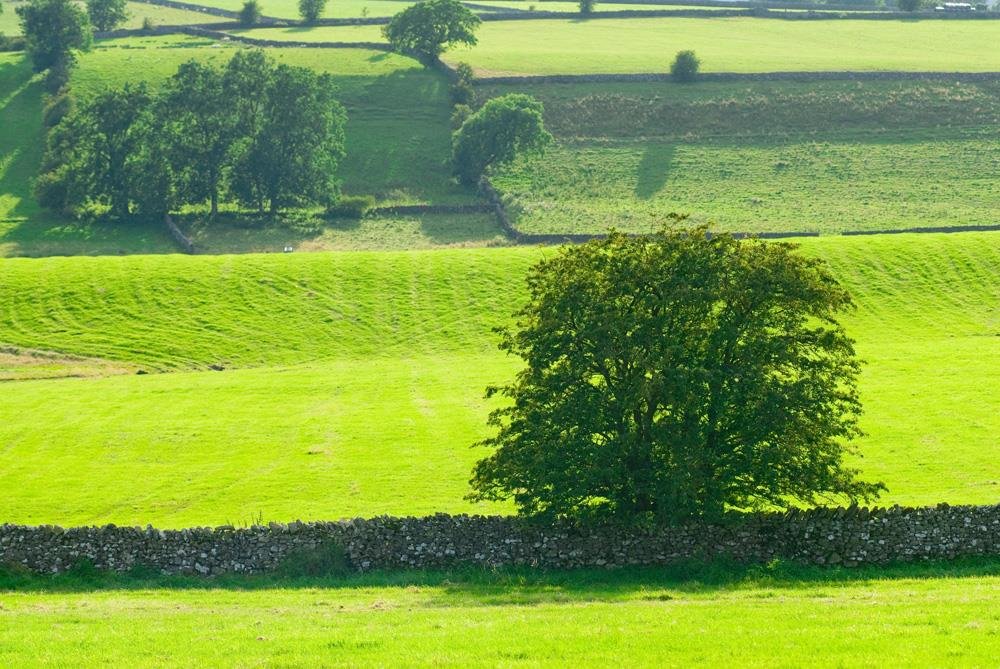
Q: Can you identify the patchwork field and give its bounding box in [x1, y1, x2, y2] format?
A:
[2, 11, 1000, 664]
[251, 18, 1000, 74]
[0, 233, 996, 527]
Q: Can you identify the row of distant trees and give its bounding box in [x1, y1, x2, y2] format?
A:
[37, 52, 347, 219]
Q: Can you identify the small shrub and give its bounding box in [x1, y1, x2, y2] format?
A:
[579, 0, 595, 14]
[298, 0, 327, 24]
[451, 80, 474, 106]
[0, 34, 28, 52]
[239, 0, 262, 25]
[141, 15, 154, 31]
[671, 50, 700, 83]
[326, 194, 376, 219]
[44, 58, 72, 93]
[43, 90, 74, 127]
[451, 103, 472, 129]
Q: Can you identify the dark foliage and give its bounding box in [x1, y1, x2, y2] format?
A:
[469, 226, 885, 523]
[383, 0, 480, 65]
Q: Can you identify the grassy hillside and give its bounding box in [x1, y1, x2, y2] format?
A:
[260, 18, 1000, 74]
[495, 135, 1000, 234]
[1, 38, 487, 256]
[0, 233, 996, 526]
[4, 564, 1000, 666]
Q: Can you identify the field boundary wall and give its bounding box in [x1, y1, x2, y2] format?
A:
[475, 71, 1000, 85]
[3, 503, 998, 575]
[163, 215, 196, 253]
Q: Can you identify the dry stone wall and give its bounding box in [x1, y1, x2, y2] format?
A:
[3, 504, 999, 576]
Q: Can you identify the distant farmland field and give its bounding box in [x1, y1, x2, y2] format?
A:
[481, 78, 1000, 234]
[0, 233, 996, 527]
[246, 18, 1000, 74]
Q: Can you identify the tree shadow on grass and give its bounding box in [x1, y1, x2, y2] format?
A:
[634, 143, 674, 200]
[4, 557, 999, 604]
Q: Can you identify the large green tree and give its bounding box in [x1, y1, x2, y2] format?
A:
[16, 0, 92, 71]
[469, 226, 885, 523]
[229, 64, 346, 214]
[383, 0, 480, 65]
[86, 0, 128, 31]
[35, 83, 154, 217]
[452, 93, 551, 184]
[160, 60, 238, 218]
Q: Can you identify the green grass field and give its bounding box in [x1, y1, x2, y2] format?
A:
[495, 135, 1000, 234]
[3, 562, 1000, 666]
[257, 17, 1000, 74]
[479, 78, 1000, 234]
[0, 233, 996, 527]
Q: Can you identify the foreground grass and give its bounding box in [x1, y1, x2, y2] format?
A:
[268, 18, 1000, 74]
[2, 561, 999, 666]
[0, 234, 996, 526]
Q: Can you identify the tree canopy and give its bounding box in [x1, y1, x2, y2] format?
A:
[86, 0, 128, 32]
[468, 226, 885, 523]
[16, 0, 92, 72]
[452, 93, 552, 184]
[36, 51, 347, 219]
[383, 0, 480, 65]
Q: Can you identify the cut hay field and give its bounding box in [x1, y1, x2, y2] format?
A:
[0, 39, 491, 257]
[0, 233, 996, 527]
[3, 563, 1000, 667]
[253, 17, 1000, 74]
[481, 78, 1000, 234]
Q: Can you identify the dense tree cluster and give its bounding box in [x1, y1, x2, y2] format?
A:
[384, 0, 480, 65]
[469, 226, 884, 523]
[36, 51, 347, 219]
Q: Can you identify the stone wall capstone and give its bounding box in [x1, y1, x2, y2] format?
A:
[2, 504, 999, 576]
